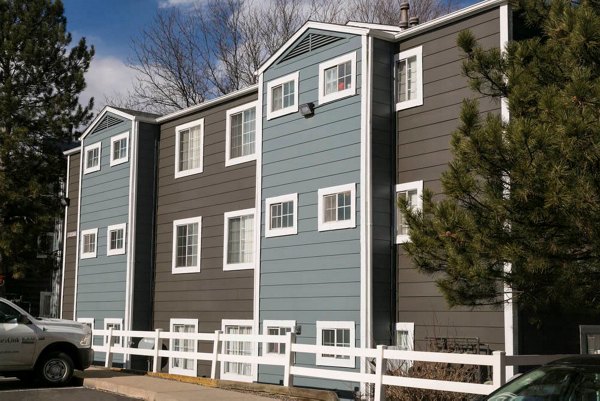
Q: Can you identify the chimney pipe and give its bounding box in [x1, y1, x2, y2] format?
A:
[409, 16, 419, 27]
[400, 1, 409, 29]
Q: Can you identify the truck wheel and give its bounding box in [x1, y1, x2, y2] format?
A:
[37, 351, 74, 386]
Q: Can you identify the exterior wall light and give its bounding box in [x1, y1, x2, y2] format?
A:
[299, 102, 315, 117]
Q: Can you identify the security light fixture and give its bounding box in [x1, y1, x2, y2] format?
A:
[299, 102, 315, 117]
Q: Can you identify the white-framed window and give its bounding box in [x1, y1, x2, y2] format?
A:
[225, 101, 257, 166]
[263, 320, 295, 357]
[169, 318, 198, 377]
[83, 142, 101, 174]
[104, 318, 123, 347]
[266, 72, 299, 120]
[221, 319, 254, 382]
[396, 322, 415, 351]
[223, 209, 255, 271]
[106, 223, 126, 256]
[175, 118, 204, 178]
[396, 180, 423, 243]
[317, 183, 356, 232]
[395, 46, 423, 111]
[316, 321, 355, 368]
[80, 228, 98, 259]
[172, 216, 202, 274]
[318, 52, 357, 105]
[110, 132, 129, 166]
[265, 193, 298, 238]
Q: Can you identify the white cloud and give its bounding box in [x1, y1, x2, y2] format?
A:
[158, 0, 204, 8]
[80, 56, 140, 112]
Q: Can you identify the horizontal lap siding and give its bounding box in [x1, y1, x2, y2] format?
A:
[260, 31, 362, 389]
[396, 9, 504, 351]
[77, 116, 131, 324]
[61, 152, 80, 320]
[153, 92, 257, 377]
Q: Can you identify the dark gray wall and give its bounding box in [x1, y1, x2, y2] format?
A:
[153, 92, 257, 376]
[61, 151, 80, 320]
[396, 8, 505, 351]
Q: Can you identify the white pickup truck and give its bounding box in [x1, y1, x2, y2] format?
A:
[0, 297, 93, 385]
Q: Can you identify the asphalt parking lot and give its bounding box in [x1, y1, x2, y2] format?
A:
[0, 377, 139, 400]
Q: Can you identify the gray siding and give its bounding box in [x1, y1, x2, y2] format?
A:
[77, 115, 131, 323]
[396, 9, 505, 351]
[153, 92, 257, 377]
[260, 31, 363, 391]
[61, 152, 80, 320]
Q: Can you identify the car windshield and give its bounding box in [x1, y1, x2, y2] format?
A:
[484, 364, 600, 401]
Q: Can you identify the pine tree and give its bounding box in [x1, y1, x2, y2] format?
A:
[0, 0, 93, 289]
[401, 0, 600, 321]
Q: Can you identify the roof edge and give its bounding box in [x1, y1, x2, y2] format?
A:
[79, 106, 157, 141]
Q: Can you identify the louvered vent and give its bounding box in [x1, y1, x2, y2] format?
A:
[91, 114, 124, 134]
[280, 33, 343, 63]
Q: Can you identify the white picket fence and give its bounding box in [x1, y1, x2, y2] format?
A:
[91, 328, 569, 401]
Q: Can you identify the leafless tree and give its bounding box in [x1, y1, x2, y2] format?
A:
[111, 0, 458, 113]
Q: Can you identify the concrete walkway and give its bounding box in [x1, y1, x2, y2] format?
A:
[83, 368, 277, 401]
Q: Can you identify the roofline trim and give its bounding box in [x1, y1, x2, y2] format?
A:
[63, 146, 81, 156]
[79, 106, 157, 141]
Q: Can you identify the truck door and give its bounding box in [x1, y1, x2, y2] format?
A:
[0, 300, 37, 368]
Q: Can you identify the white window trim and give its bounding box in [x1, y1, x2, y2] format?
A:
[316, 320, 356, 368]
[317, 183, 357, 232]
[171, 216, 202, 274]
[106, 223, 127, 256]
[395, 46, 423, 111]
[262, 320, 295, 358]
[110, 132, 129, 166]
[77, 317, 94, 330]
[395, 322, 415, 351]
[220, 319, 255, 383]
[104, 318, 123, 347]
[83, 142, 101, 174]
[318, 51, 357, 105]
[80, 228, 98, 259]
[266, 72, 299, 120]
[174, 118, 204, 179]
[223, 208, 256, 271]
[169, 318, 198, 377]
[265, 193, 298, 238]
[225, 101, 258, 166]
[395, 180, 423, 244]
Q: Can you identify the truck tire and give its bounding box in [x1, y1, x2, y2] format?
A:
[36, 351, 74, 386]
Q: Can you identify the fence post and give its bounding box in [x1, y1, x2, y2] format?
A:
[374, 345, 387, 401]
[152, 328, 163, 373]
[283, 332, 296, 387]
[105, 327, 114, 368]
[492, 351, 507, 389]
[211, 330, 221, 379]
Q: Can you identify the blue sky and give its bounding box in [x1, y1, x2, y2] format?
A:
[62, 0, 479, 111]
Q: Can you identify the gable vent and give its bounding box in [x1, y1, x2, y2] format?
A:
[91, 114, 125, 134]
[280, 33, 343, 63]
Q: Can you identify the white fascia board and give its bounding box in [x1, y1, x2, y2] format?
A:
[256, 21, 369, 76]
[79, 106, 156, 141]
[393, 0, 507, 41]
[63, 146, 81, 156]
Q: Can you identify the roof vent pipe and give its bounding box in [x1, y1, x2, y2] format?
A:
[400, 1, 409, 29]
[409, 16, 419, 27]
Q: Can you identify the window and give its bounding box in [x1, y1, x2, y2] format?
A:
[104, 318, 123, 347]
[396, 180, 423, 243]
[80, 228, 98, 259]
[172, 217, 202, 274]
[318, 52, 357, 105]
[265, 193, 298, 237]
[226, 102, 257, 166]
[170, 318, 198, 376]
[396, 322, 415, 351]
[223, 209, 255, 271]
[83, 142, 101, 174]
[110, 132, 129, 166]
[221, 320, 254, 382]
[395, 46, 423, 110]
[0, 301, 21, 323]
[316, 321, 355, 368]
[317, 183, 356, 231]
[107, 223, 126, 256]
[175, 119, 204, 178]
[266, 72, 299, 120]
[263, 320, 295, 356]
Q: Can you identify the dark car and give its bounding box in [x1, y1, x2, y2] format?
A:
[478, 356, 600, 401]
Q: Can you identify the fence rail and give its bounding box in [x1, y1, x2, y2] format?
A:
[90, 327, 571, 401]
